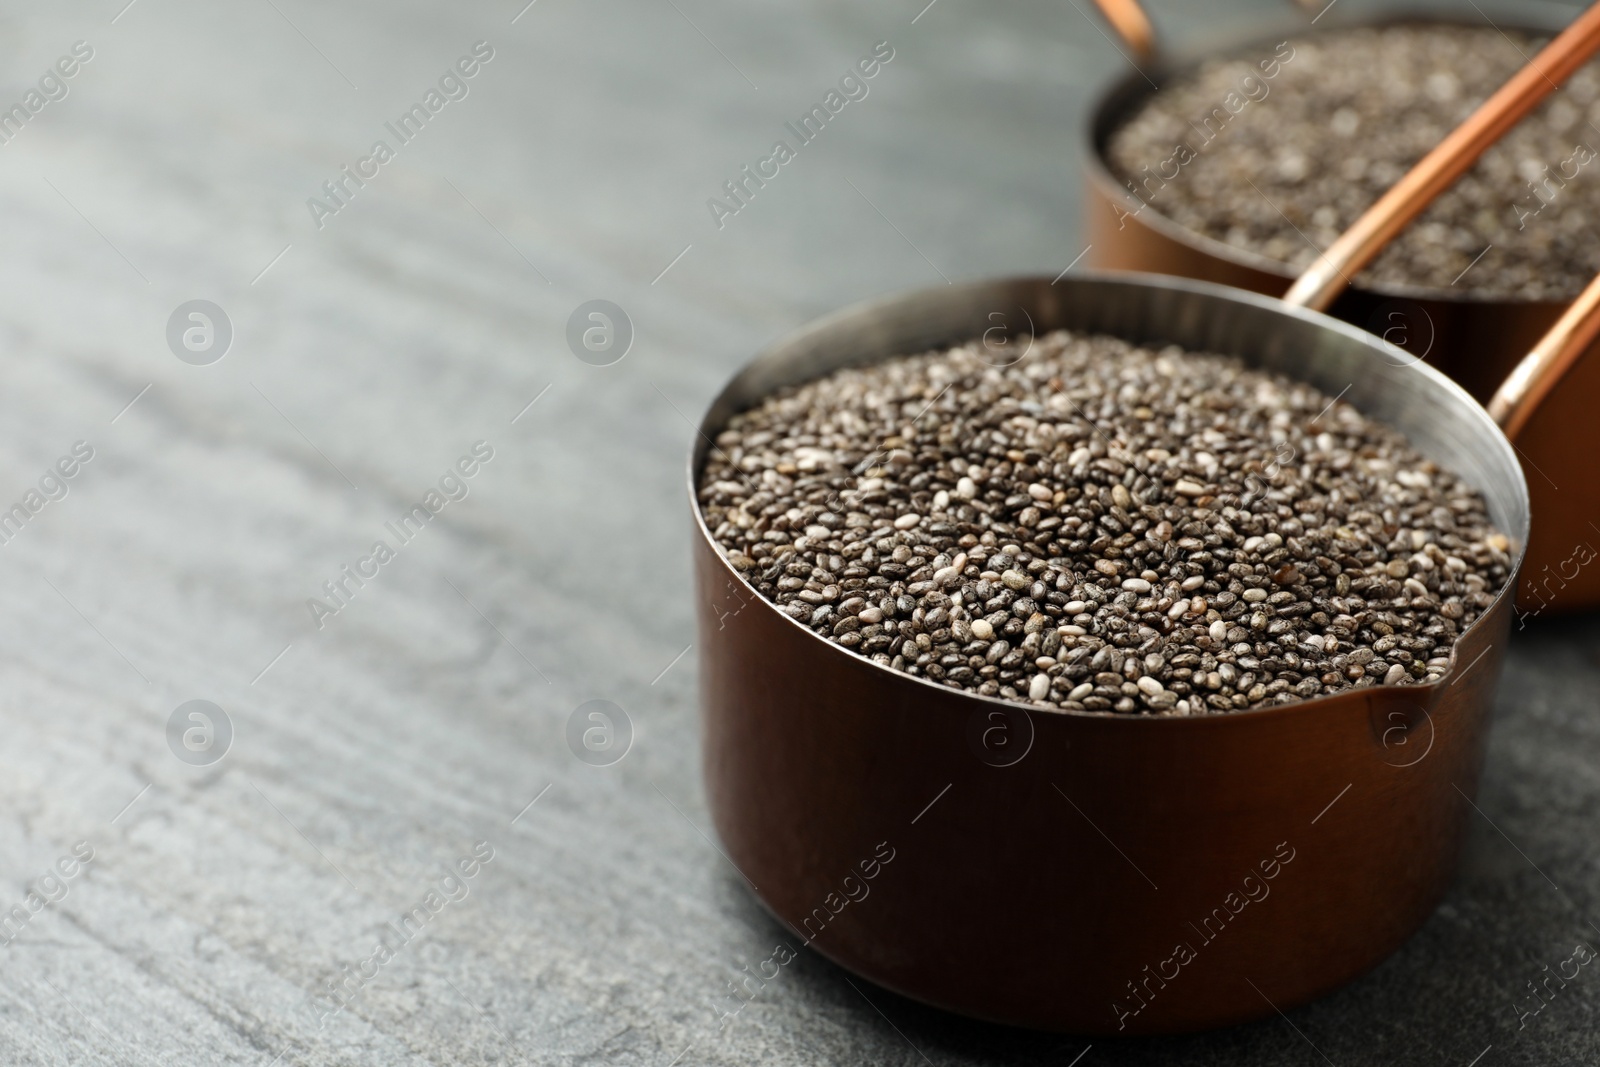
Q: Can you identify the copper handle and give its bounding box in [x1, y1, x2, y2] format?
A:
[1283, 2, 1600, 312]
[1088, 0, 1156, 61]
[1488, 274, 1600, 439]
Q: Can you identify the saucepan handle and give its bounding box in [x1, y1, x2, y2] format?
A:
[1488, 274, 1600, 439]
[1085, 0, 1348, 62]
[1282, 3, 1600, 312]
[1087, 0, 1157, 61]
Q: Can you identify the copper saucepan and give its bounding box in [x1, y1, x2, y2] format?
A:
[691, 267, 1600, 1032]
[688, 15, 1600, 1031]
[690, 267, 1587, 1032]
[1083, 1, 1600, 612]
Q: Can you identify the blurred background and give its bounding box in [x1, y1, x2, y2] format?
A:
[0, 0, 1595, 1063]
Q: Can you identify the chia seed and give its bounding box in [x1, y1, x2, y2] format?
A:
[1105, 24, 1600, 301]
[697, 329, 1511, 716]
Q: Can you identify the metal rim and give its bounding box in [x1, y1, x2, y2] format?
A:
[685, 270, 1531, 726]
[1082, 5, 1574, 307]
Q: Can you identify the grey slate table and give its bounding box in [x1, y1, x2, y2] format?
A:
[0, 0, 1595, 1063]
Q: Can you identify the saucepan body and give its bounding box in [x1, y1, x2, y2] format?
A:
[688, 274, 1529, 1034]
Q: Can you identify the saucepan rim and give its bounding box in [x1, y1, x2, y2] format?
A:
[685, 270, 1531, 726]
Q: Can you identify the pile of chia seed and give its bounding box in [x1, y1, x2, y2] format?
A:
[697, 330, 1511, 715]
[1105, 24, 1600, 301]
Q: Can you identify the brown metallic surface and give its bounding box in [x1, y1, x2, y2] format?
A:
[1490, 270, 1600, 440]
[1282, 3, 1600, 313]
[690, 275, 1528, 1034]
[1088, 0, 1157, 61]
[1084, 8, 1600, 612]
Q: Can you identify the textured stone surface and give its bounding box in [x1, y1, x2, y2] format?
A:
[0, 0, 1593, 1064]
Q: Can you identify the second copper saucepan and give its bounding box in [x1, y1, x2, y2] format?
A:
[1083, 1, 1600, 613]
